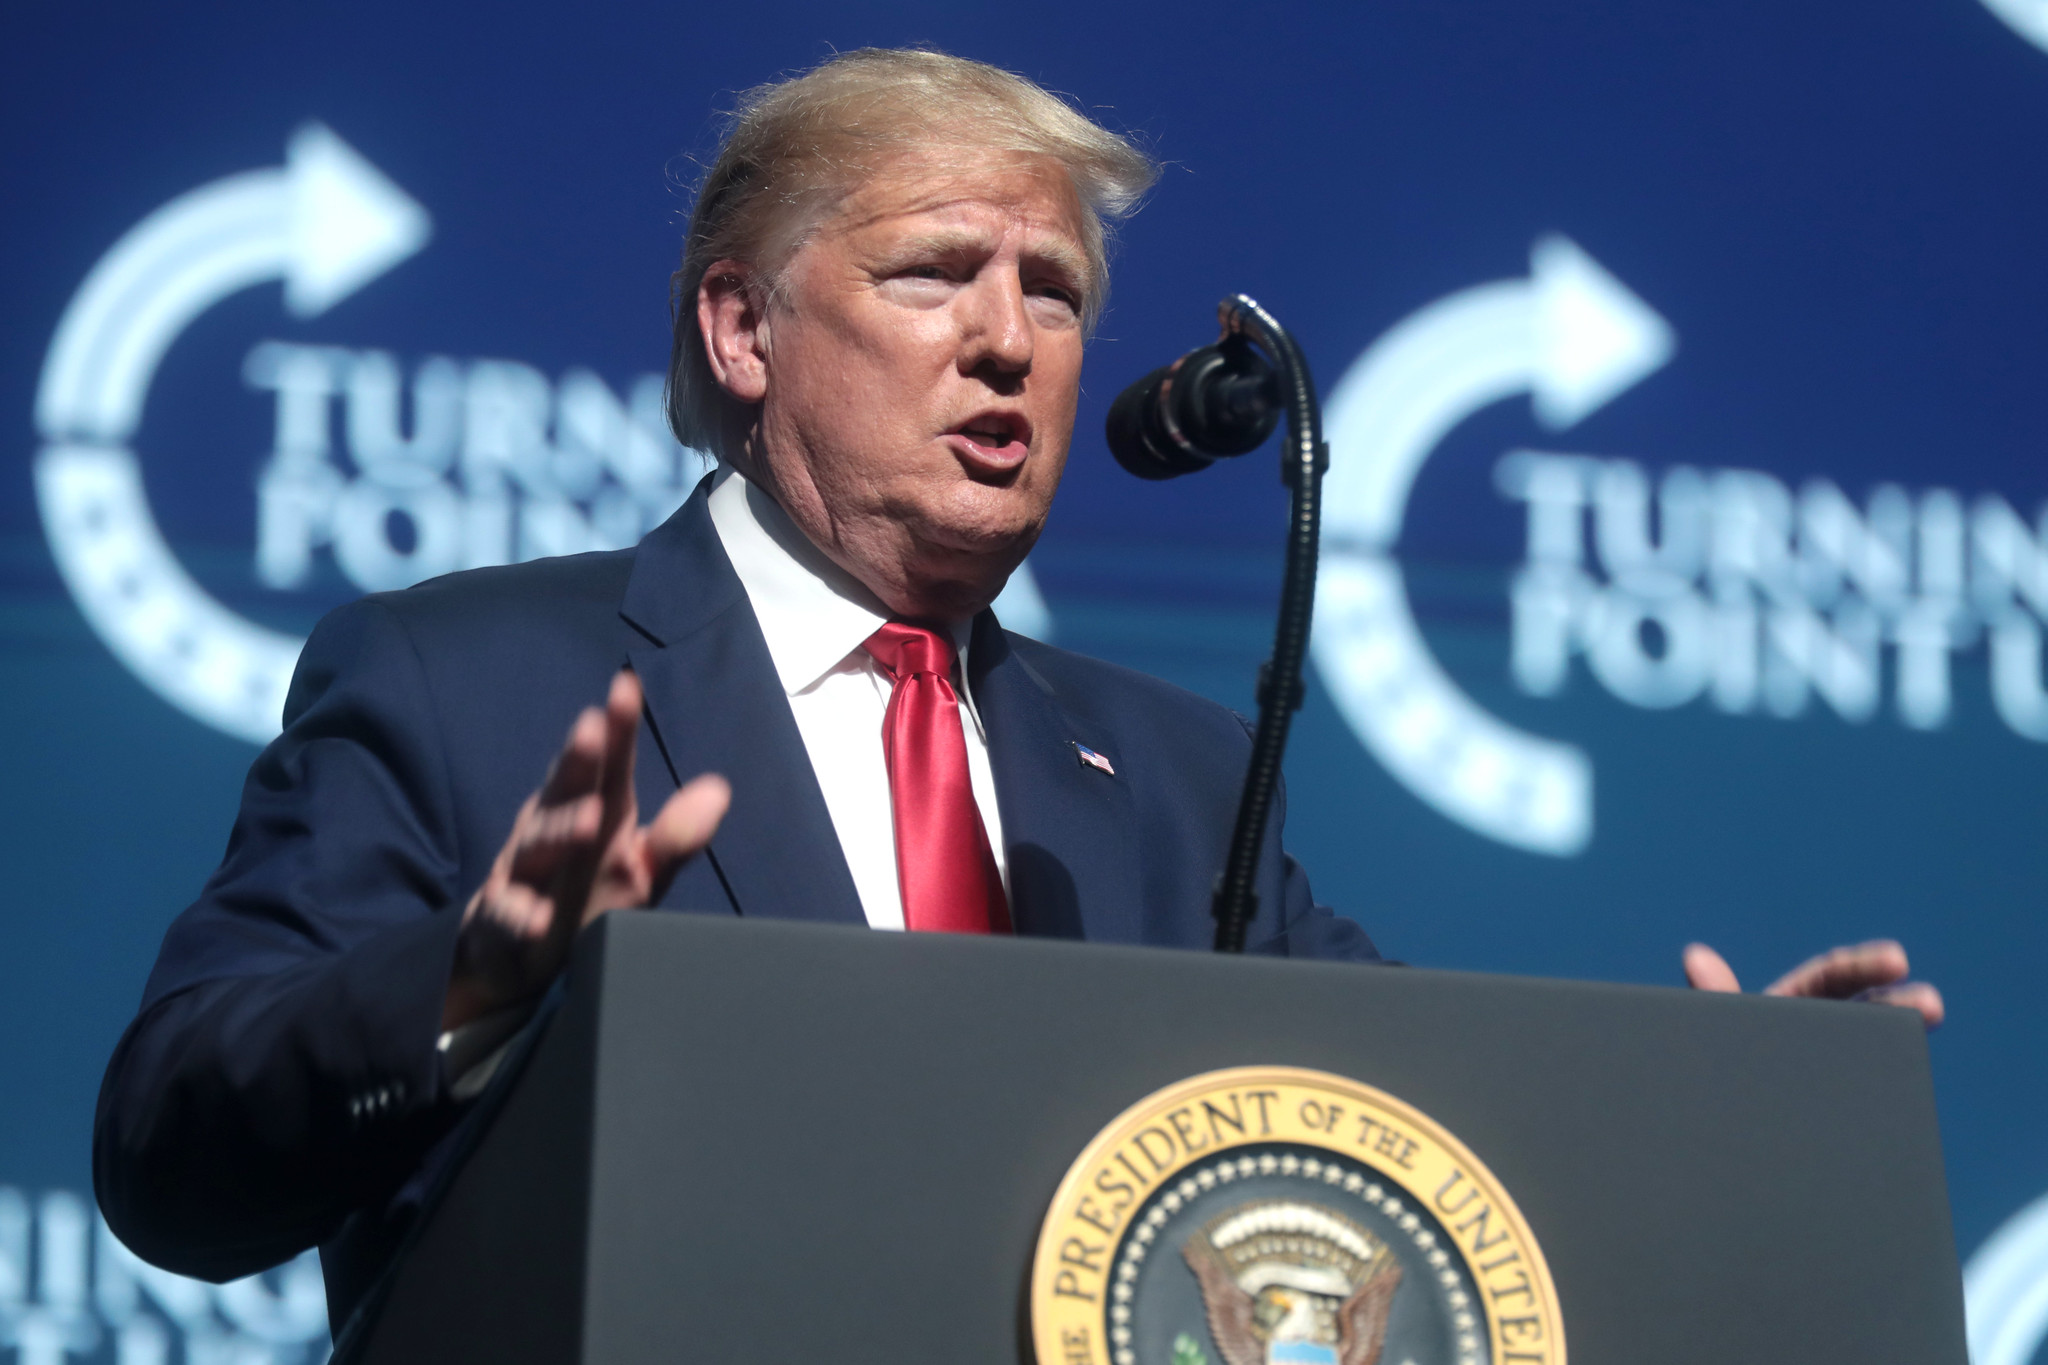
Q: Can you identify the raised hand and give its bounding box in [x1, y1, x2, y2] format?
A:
[1683, 939, 1944, 1030]
[443, 670, 730, 1031]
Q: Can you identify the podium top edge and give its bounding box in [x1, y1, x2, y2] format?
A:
[577, 910, 1927, 1039]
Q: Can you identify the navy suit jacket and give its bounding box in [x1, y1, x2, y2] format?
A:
[93, 484, 1379, 1328]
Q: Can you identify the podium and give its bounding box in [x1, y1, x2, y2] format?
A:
[343, 913, 1966, 1364]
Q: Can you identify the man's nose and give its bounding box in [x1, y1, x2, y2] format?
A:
[959, 269, 1034, 375]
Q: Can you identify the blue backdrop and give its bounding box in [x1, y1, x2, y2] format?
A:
[4, 2, 2046, 1360]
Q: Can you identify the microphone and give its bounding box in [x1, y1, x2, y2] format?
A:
[1105, 334, 1282, 479]
[1102, 294, 1327, 953]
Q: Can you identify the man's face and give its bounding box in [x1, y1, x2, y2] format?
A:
[707, 149, 1091, 619]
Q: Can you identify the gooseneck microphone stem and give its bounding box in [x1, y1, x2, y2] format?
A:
[1210, 295, 1326, 954]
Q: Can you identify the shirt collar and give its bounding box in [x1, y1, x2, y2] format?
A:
[705, 467, 981, 716]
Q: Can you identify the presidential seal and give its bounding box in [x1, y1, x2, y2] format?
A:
[1030, 1067, 1562, 1365]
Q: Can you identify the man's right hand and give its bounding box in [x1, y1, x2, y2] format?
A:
[443, 670, 730, 1032]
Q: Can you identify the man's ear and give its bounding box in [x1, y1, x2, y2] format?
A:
[698, 261, 770, 403]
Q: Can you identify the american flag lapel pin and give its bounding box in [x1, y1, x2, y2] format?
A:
[1072, 741, 1116, 776]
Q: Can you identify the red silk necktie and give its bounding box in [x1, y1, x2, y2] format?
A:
[864, 622, 1011, 934]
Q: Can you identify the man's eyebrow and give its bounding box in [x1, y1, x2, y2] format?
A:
[888, 227, 1089, 274]
[877, 226, 1095, 293]
[1022, 236, 1092, 288]
[884, 228, 1000, 259]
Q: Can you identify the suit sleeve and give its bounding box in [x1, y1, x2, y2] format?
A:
[93, 597, 471, 1281]
[1255, 845, 1384, 962]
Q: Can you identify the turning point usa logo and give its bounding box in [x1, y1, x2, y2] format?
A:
[1310, 238, 2048, 857]
[31, 124, 700, 743]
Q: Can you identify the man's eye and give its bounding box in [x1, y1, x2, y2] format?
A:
[903, 264, 948, 280]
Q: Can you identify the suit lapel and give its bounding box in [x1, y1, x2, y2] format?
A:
[970, 615, 1143, 944]
[619, 488, 866, 928]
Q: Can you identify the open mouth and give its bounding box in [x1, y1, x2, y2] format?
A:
[950, 410, 1032, 465]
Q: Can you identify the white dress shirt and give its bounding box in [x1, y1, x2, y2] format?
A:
[705, 466, 1008, 930]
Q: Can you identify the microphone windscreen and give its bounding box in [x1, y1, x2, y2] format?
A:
[1106, 365, 1212, 480]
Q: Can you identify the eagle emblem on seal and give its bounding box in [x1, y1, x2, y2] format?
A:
[1181, 1199, 1405, 1365]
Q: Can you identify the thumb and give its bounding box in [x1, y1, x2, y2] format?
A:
[1684, 943, 1742, 993]
[642, 773, 732, 895]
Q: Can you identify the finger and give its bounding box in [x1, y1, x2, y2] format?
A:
[1683, 943, 1741, 993]
[641, 773, 733, 897]
[501, 883, 556, 940]
[485, 793, 542, 879]
[1764, 940, 1909, 1000]
[598, 670, 643, 828]
[1860, 980, 1945, 1031]
[473, 882, 556, 945]
[506, 793, 605, 882]
[538, 706, 609, 804]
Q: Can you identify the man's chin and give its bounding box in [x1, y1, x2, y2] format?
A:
[916, 513, 1043, 567]
[896, 523, 1038, 617]
[903, 491, 1044, 556]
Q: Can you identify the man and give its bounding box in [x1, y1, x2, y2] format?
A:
[93, 47, 1940, 1334]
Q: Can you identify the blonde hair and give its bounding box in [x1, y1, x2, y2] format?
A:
[666, 47, 1159, 461]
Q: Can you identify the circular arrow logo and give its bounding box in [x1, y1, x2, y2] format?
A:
[1311, 236, 1676, 855]
[34, 123, 431, 743]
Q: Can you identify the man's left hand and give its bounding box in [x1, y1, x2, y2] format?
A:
[1683, 940, 1945, 1030]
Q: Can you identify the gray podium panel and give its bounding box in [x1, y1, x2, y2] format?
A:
[354, 913, 1964, 1364]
